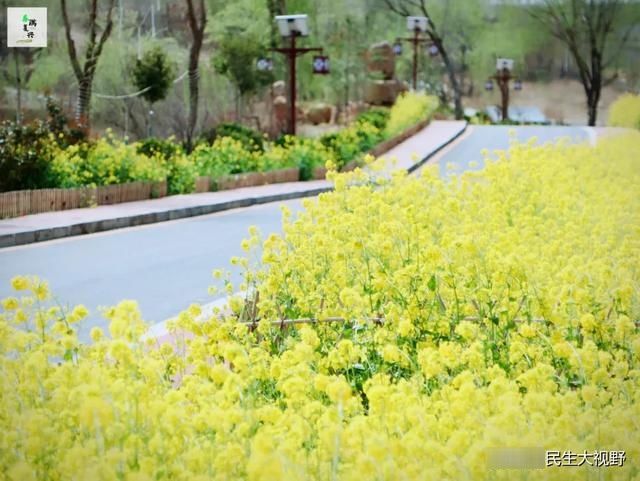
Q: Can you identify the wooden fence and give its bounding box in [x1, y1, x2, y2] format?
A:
[0, 180, 167, 219]
[195, 167, 301, 193]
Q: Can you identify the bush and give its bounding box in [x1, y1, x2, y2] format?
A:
[164, 153, 199, 194]
[355, 107, 390, 130]
[192, 136, 259, 178]
[608, 93, 640, 129]
[384, 92, 439, 137]
[136, 137, 183, 160]
[0, 98, 85, 192]
[50, 135, 167, 188]
[280, 137, 334, 180]
[200, 122, 265, 153]
[0, 121, 58, 192]
[322, 121, 383, 169]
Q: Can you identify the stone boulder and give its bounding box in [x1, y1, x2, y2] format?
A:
[366, 41, 396, 80]
[364, 79, 407, 106]
[306, 103, 333, 125]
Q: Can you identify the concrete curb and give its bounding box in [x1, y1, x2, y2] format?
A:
[407, 122, 468, 174]
[0, 187, 332, 248]
[0, 122, 467, 249]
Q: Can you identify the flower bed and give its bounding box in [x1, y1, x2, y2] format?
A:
[2, 132, 639, 480]
[0, 93, 439, 218]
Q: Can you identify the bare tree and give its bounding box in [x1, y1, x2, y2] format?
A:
[531, 0, 633, 126]
[185, 0, 207, 151]
[60, 0, 117, 131]
[384, 0, 464, 119]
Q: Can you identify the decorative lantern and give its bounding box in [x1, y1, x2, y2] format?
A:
[393, 42, 403, 55]
[428, 44, 439, 57]
[256, 57, 273, 72]
[312, 55, 330, 75]
[514, 79, 523, 91]
[485, 79, 494, 91]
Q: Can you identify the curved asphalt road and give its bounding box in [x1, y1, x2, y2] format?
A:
[0, 126, 591, 339]
[431, 125, 590, 176]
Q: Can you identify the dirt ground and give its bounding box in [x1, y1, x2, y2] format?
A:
[465, 79, 624, 126]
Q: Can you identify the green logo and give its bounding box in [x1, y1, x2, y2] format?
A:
[22, 14, 29, 23]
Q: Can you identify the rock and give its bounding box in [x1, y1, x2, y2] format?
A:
[366, 41, 395, 80]
[364, 79, 406, 106]
[272, 80, 286, 97]
[306, 103, 333, 125]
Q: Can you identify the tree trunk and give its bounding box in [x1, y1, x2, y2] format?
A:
[14, 52, 22, 124]
[186, 49, 201, 151]
[76, 76, 93, 130]
[437, 41, 463, 120]
[587, 89, 600, 127]
[185, 0, 206, 152]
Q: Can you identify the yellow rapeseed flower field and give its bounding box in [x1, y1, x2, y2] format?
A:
[1, 132, 639, 481]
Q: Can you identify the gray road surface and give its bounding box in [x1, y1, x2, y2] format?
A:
[432, 125, 590, 176]
[0, 126, 592, 337]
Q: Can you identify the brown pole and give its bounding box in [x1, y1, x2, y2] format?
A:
[500, 68, 510, 121]
[412, 28, 418, 90]
[289, 33, 297, 135]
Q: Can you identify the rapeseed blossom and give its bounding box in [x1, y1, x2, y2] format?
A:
[1, 133, 639, 480]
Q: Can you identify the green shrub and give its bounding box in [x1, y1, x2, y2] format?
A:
[192, 136, 260, 178]
[321, 121, 383, 169]
[355, 107, 390, 130]
[200, 122, 265, 153]
[136, 137, 182, 160]
[277, 136, 334, 180]
[164, 153, 199, 194]
[50, 135, 167, 188]
[384, 92, 439, 137]
[0, 98, 85, 192]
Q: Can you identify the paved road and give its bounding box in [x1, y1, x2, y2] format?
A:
[431, 125, 590, 176]
[0, 201, 303, 341]
[0, 125, 592, 338]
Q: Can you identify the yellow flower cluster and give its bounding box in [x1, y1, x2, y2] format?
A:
[1, 132, 639, 480]
[608, 93, 640, 129]
[384, 91, 439, 137]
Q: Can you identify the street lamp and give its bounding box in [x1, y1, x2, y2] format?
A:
[395, 16, 437, 90]
[485, 57, 522, 121]
[256, 57, 273, 72]
[270, 14, 325, 135]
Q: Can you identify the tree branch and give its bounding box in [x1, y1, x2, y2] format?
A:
[60, 0, 82, 81]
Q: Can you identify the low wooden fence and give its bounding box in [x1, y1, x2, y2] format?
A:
[195, 167, 301, 193]
[0, 180, 167, 219]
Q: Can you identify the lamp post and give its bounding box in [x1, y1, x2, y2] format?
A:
[485, 58, 522, 122]
[394, 16, 436, 91]
[271, 14, 324, 135]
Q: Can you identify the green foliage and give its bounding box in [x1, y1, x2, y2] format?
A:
[137, 137, 183, 160]
[355, 107, 390, 130]
[213, 34, 273, 97]
[274, 137, 335, 181]
[49, 135, 167, 188]
[201, 122, 265, 153]
[164, 153, 199, 195]
[0, 99, 85, 192]
[132, 46, 176, 105]
[192, 136, 260, 178]
[384, 92, 439, 137]
[0, 121, 57, 192]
